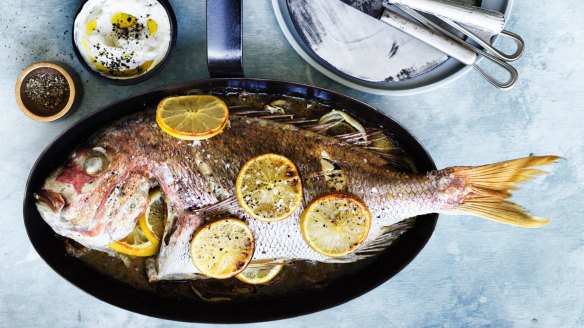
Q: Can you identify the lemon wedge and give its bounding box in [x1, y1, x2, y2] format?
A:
[156, 95, 229, 141]
[190, 218, 255, 279]
[139, 188, 166, 244]
[110, 222, 159, 257]
[300, 192, 371, 257]
[236, 153, 303, 222]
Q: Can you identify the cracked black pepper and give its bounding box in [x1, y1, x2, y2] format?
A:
[24, 73, 69, 112]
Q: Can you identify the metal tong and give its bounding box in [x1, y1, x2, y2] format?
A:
[383, 0, 525, 89]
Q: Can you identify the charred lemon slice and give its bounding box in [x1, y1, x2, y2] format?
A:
[371, 136, 394, 153]
[319, 110, 366, 137]
[319, 110, 395, 152]
[156, 95, 229, 140]
[301, 192, 371, 257]
[190, 218, 255, 279]
[139, 189, 167, 244]
[236, 261, 285, 285]
[110, 222, 159, 257]
[236, 153, 303, 222]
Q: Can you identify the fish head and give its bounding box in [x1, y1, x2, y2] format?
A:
[35, 141, 152, 249]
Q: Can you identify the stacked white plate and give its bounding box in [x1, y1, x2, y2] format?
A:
[272, 0, 514, 95]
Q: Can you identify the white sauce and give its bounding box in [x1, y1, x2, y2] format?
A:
[74, 0, 172, 79]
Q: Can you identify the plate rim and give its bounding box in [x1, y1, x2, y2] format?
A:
[272, 0, 515, 96]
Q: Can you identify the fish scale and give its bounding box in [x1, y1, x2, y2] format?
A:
[152, 116, 455, 280]
[35, 111, 558, 282]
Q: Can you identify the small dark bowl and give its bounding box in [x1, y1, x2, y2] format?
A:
[72, 0, 178, 86]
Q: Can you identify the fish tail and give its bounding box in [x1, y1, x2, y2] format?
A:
[447, 155, 561, 228]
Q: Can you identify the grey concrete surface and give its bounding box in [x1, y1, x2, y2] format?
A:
[0, 0, 582, 327]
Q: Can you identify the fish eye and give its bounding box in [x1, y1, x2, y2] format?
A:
[83, 148, 109, 175]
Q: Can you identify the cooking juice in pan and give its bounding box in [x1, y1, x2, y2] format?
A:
[60, 92, 417, 301]
[36, 90, 556, 302]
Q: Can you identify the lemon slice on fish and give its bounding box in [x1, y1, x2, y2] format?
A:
[190, 218, 255, 279]
[236, 261, 285, 285]
[300, 192, 371, 257]
[236, 153, 303, 222]
[156, 95, 229, 140]
[110, 222, 159, 257]
[139, 188, 167, 244]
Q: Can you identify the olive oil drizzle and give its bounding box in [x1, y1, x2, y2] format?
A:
[86, 12, 157, 77]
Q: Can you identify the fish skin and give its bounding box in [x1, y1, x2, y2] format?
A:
[36, 112, 469, 280]
[36, 144, 153, 249]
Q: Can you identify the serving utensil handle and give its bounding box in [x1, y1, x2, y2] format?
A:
[392, 4, 518, 89]
[386, 0, 505, 34]
[440, 17, 525, 62]
[207, 0, 244, 78]
[379, 8, 477, 66]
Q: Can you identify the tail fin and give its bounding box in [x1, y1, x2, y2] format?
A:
[450, 156, 561, 228]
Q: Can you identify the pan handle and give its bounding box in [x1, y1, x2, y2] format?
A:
[206, 0, 244, 78]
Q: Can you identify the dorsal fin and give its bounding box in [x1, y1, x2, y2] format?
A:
[325, 129, 413, 171]
[230, 108, 318, 125]
[231, 110, 413, 171]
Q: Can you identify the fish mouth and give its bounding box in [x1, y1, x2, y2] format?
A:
[34, 188, 65, 212]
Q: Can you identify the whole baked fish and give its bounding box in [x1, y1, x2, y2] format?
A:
[35, 110, 559, 281]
